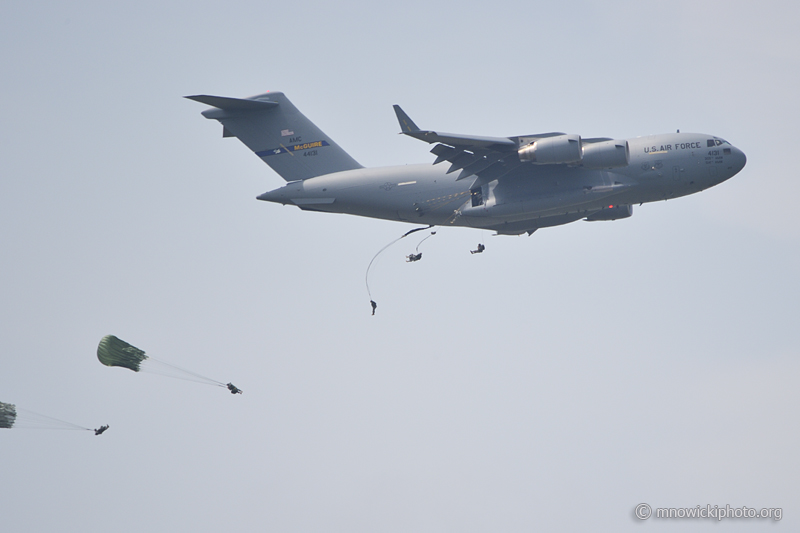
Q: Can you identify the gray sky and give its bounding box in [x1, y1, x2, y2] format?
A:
[1, 1, 798, 531]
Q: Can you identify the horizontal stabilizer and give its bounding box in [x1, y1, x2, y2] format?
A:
[184, 95, 278, 111]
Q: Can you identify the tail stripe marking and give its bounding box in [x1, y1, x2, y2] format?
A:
[256, 140, 330, 157]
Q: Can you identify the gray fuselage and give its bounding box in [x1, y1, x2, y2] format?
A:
[257, 132, 745, 235]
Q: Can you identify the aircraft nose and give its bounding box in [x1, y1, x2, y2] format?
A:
[732, 146, 747, 174]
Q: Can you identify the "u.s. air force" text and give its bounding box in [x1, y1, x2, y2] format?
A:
[644, 142, 702, 153]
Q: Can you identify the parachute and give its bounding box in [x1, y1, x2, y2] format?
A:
[0, 401, 94, 432]
[97, 335, 148, 372]
[97, 335, 241, 394]
[0, 402, 16, 429]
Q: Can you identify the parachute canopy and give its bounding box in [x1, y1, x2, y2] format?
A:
[97, 335, 148, 372]
[0, 402, 17, 429]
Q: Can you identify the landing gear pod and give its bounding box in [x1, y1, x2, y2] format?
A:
[585, 205, 633, 221]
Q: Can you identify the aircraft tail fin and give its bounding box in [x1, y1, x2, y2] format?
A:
[187, 92, 362, 181]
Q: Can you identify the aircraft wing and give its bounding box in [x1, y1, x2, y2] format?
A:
[393, 105, 566, 186]
[393, 106, 517, 150]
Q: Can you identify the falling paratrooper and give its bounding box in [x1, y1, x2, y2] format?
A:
[97, 335, 242, 395]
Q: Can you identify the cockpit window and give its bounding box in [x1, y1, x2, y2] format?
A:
[708, 138, 731, 147]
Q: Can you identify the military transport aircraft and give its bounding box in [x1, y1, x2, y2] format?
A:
[187, 92, 745, 235]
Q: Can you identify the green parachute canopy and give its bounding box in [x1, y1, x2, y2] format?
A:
[0, 402, 17, 429]
[97, 335, 149, 372]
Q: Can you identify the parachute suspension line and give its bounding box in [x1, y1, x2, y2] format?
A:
[143, 357, 227, 388]
[365, 225, 433, 313]
[14, 408, 92, 431]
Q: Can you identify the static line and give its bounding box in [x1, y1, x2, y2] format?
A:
[365, 225, 433, 299]
[415, 231, 436, 253]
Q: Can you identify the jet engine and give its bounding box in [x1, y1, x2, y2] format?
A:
[580, 139, 630, 169]
[518, 134, 582, 164]
[584, 205, 632, 221]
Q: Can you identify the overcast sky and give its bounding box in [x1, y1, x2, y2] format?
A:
[1, 1, 798, 531]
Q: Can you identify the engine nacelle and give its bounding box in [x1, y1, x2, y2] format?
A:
[581, 139, 630, 169]
[518, 134, 582, 164]
[584, 205, 632, 221]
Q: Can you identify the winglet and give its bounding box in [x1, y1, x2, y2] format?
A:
[393, 105, 421, 133]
